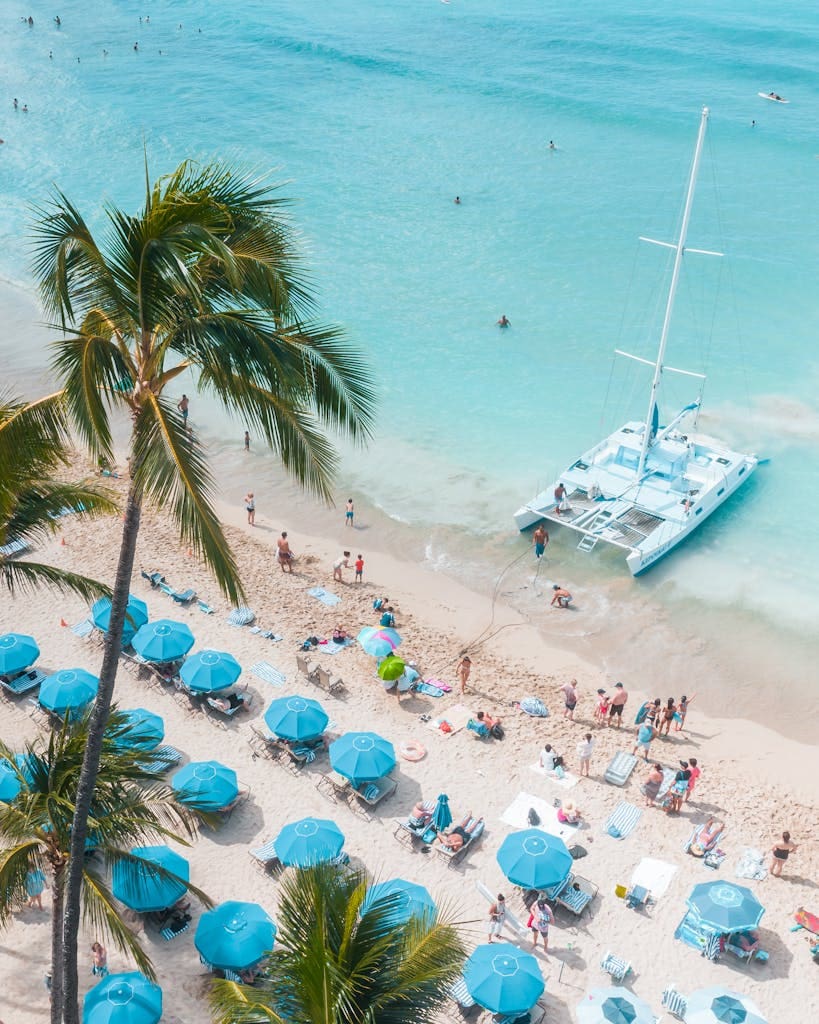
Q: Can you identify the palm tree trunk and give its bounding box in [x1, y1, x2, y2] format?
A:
[61, 483, 142, 1024]
[50, 861, 66, 1024]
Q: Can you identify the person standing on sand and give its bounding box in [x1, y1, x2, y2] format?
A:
[354, 553, 364, 583]
[26, 868, 47, 909]
[659, 697, 677, 735]
[244, 430, 250, 451]
[243, 492, 255, 526]
[641, 763, 664, 807]
[345, 498, 354, 527]
[487, 894, 506, 943]
[770, 831, 798, 877]
[608, 682, 628, 727]
[456, 655, 472, 695]
[90, 941, 108, 977]
[684, 756, 700, 802]
[674, 693, 695, 731]
[559, 679, 578, 721]
[593, 689, 609, 725]
[632, 719, 656, 760]
[533, 523, 548, 559]
[333, 551, 351, 582]
[177, 394, 189, 423]
[529, 898, 553, 952]
[277, 531, 294, 573]
[576, 732, 594, 776]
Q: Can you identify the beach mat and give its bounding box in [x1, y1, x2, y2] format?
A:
[423, 677, 452, 693]
[604, 801, 642, 839]
[321, 638, 352, 655]
[630, 857, 677, 899]
[500, 792, 574, 841]
[415, 682, 445, 697]
[529, 762, 580, 789]
[251, 662, 286, 687]
[308, 587, 341, 607]
[426, 703, 473, 736]
[735, 848, 767, 881]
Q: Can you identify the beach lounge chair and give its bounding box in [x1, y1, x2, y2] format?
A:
[351, 775, 397, 810]
[249, 839, 282, 876]
[206, 693, 251, 720]
[449, 975, 475, 1009]
[393, 801, 437, 848]
[601, 950, 632, 982]
[70, 618, 94, 640]
[435, 818, 485, 867]
[315, 665, 345, 696]
[159, 581, 197, 604]
[296, 654, 320, 684]
[0, 538, 31, 558]
[144, 745, 183, 775]
[159, 919, 191, 941]
[604, 751, 638, 786]
[198, 600, 214, 615]
[661, 986, 687, 1020]
[724, 936, 769, 965]
[554, 875, 597, 916]
[466, 719, 490, 739]
[0, 668, 45, 697]
[140, 569, 165, 588]
[315, 770, 352, 801]
[248, 725, 285, 763]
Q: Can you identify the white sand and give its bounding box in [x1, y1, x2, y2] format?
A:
[0, 479, 817, 1023]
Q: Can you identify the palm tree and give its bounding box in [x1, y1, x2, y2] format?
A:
[0, 711, 209, 1022]
[32, 159, 376, 1023]
[209, 863, 466, 1024]
[0, 391, 116, 600]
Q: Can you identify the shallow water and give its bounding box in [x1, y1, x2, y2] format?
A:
[2, 1, 818, 737]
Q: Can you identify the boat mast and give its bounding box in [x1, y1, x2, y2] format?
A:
[635, 106, 710, 480]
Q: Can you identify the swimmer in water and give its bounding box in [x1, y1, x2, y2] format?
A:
[497, 315, 510, 328]
[454, 196, 461, 204]
[549, 140, 556, 149]
[134, 42, 139, 51]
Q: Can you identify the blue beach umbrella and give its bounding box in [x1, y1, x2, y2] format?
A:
[172, 761, 238, 811]
[361, 879, 436, 925]
[82, 971, 162, 1024]
[464, 943, 545, 1015]
[686, 987, 767, 1024]
[0, 758, 22, 802]
[39, 668, 99, 717]
[14, 752, 39, 787]
[115, 709, 165, 751]
[179, 650, 241, 693]
[329, 732, 396, 783]
[0, 633, 39, 675]
[496, 829, 573, 890]
[91, 596, 149, 644]
[576, 987, 655, 1024]
[195, 900, 276, 971]
[357, 626, 402, 658]
[112, 846, 189, 914]
[274, 817, 345, 867]
[686, 882, 765, 933]
[431, 793, 452, 832]
[264, 695, 329, 741]
[132, 620, 194, 663]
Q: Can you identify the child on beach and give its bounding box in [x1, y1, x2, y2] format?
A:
[674, 693, 695, 731]
[594, 689, 609, 725]
[379, 606, 395, 627]
[333, 551, 351, 582]
[345, 498, 354, 526]
[244, 492, 255, 526]
[354, 554, 364, 582]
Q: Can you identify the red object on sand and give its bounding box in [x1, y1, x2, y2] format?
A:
[795, 909, 819, 934]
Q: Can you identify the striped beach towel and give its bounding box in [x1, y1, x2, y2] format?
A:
[160, 921, 190, 941]
[604, 801, 642, 839]
[227, 606, 255, 626]
[308, 587, 341, 607]
[251, 662, 286, 687]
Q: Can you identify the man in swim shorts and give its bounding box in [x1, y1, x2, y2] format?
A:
[551, 584, 572, 608]
[533, 523, 548, 559]
[608, 682, 628, 727]
[277, 531, 294, 573]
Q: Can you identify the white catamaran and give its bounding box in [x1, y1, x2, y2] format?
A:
[514, 107, 758, 576]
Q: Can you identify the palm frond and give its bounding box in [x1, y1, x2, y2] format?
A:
[5, 481, 117, 543]
[0, 841, 43, 924]
[0, 390, 71, 483]
[80, 866, 157, 979]
[0, 559, 111, 602]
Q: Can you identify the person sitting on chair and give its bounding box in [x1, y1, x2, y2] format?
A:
[408, 802, 433, 829]
[438, 814, 483, 851]
[476, 710, 503, 738]
[734, 929, 760, 953]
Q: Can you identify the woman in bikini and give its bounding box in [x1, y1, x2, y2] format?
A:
[659, 697, 677, 735]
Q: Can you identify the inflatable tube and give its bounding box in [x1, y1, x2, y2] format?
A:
[399, 740, 427, 762]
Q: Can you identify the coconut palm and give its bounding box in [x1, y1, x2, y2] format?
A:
[0, 391, 115, 600]
[209, 862, 466, 1024]
[33, 159, 375, 1023]
[0, 711, 209, 1022]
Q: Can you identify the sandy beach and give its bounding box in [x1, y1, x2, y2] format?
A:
[0, 468, 816, 1024]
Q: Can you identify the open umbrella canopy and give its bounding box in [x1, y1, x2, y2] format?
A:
[0, 758, 23, 802]
[361, 879, 436, 926]
[195, 900, 276, 971]
[432, 793, 452, 832]
[92, 595, 149, 644]
[377, 656, 406, 681]
[82, 971, 162, 1024]
[172, 761, 238, 811]
[497, 829, 573, 890]
[274, 817, 344, 867]
[329, 732, 396, 783]
[14, 752, 38, 787]
[0, 633, 39, 675]
[687, 882, 765, 933]
[686, 987, 767, 1024]
[179, 650, 241, 693]
[464, 943, 544, 1014]
[39, 669, 99, 716]
[132, 620, 195, 663]
[264, 695, 328, 741]
[357, 626, 402, 658]
[112, 846, 189, 914]
[577, 988, 655, 1024]
[115, 709, 165, 751]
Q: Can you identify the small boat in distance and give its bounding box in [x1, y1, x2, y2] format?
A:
[514, 107, 758, 577]
[758, 91, 788, 103]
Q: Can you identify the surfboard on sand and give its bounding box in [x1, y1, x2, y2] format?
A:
[758, 92, 789, 103]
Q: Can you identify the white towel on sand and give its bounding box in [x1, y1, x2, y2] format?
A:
[500, 792, 574, 840]
[529, 762, 580, 789]
[630, 857, 678, 899]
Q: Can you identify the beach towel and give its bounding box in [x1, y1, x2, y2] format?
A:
[630, 857, 677, 899]
[425, 703, 473, 736]
[604, 801, 642, 840]
[308, 587, 341, 607]
[734, 848, 768, 881]
[71, 618, 94, 638]
[228, 606, 255, 626]
[322, 638, 352, 655]
[423, 677, 452, 692]
[249, 626, 283, 642]
[529, 761, 580, 789]
[500, 792, 574, 841]
[415, 681, 445, 697]
[251, 662, 286, 687]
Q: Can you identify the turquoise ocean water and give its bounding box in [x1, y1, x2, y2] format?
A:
[2, 1, 818, 734]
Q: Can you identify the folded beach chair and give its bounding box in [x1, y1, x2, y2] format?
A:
[604, 751, 638, 786]
[198, 600, 214, 615]
[600, 950, 632, 982]
[0, 668, 45, 696]
[352, 775, 397, 809]
[140, 569, 164, 588]
[249, 839, 282, 876]
[316, 665, 344, 696]
[661, 986, 688, 1020]
[604, 801, 642, 839]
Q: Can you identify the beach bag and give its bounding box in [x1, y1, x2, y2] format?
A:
[527, 807, 541, 826]
[526, 912, 534, 929]
[491, 723, 504, 739]
[439, 721, 452, 734]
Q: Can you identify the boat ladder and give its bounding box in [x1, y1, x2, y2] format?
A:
[577, 534, 600, 552]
